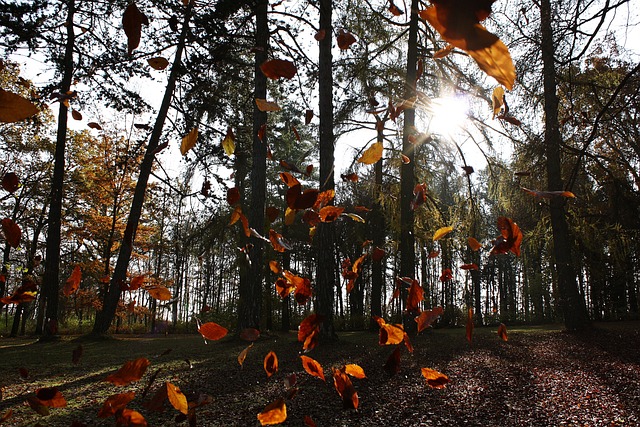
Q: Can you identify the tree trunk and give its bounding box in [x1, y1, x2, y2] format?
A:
[40, 0, 75, 338]
[92, 1, 194, 335]
[315, 0, 337, 338]
[400, 0, 419, 331]
[369, 118, 385, 329]
[540, 0, 589, 331]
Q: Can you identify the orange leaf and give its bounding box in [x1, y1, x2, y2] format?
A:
[374, 316, 405, 345]
[467, 237, 482, 251]
[406, 278, 424, 312]
[0, 409, 12, 423]
[98, 392, 135, 418]
[129, 274, 145, 291]
[260, 59, 297, 80]
[279, 172, 300, 188]
[332, 369, 358, 409]
[344, 364, 366, 379]
[490, 216, 523, 256]
[116, 408, 147, 426]
[255, 98, 281, 112]
[87, 121, 103, 130]
[166, 382, 188, 415]
[319, 206, 344, 223]
[300, 355, 325, 381]
[264, 351, 278, 377]
[466, 308, 474, 344]
[336, 29, 357, 50]
[314, 189, 335, 210]
[340, 172, 358, 182]
[198, 322, 228, 341]
[1, 218, 21, 248]
[221, 126, 235, 155]
[122, 2, 149, 55]
[521, 187, 575, 199]
[357, 141, 383, 164]
[383, 345, 402, 376]
[411, 183, 427, 210]
[257, 397, 287, 426]
[421, 367, 450, 389]
[145, 285, 172, 301]
[71, 109, 82, 120]
[433, 225, 453, 241]
[269, 260, 282, 274]
[388, 0, 403, 16]
[63, 265, 82, 296]
[314, 29, 326, 41]
[298, 314, 322, 351]
[497, 323, 508, 341]
[105, 358, 150, 386]
[467, 40, 515, 90]
[275, 277, 294, 299]
[269, 229, 291, 253]
[238, 343, 253, 367]
[428, 250, 440, 259]
[305, 109, 314, 124]
[0, 89, 39, 123]
[433, 44, 455, 58]
[460, 263, 479, 270]
[416, 307, 444, 332]
[35, 387, 66, 407]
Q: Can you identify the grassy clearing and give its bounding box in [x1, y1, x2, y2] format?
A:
[0, 323, 638, 426]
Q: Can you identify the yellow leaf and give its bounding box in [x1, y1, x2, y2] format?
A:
[147, 57, 169, 70]
[0, 88, 38, 123]
[255, 98, 281, 112]
[238, 343, 253, 367]
[257, 398, 287, 426]
[344, 213, 365, 223]
[357, 141, 383, 164]
[491, 86, 504, 119]
[145, 285, 172, 301]
[222, 126, 235, 156]
[166, 382, 188, 415]
[433, 226, 453, 241]
[284, 207, 296, 226]
[180, 127, 198, 156]
[344, 364, 366, 379]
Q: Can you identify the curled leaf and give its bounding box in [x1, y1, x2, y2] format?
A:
[300, 355, 325, 381]
[264, 351, 278, 378]
[180, 127, 198, 156]
[257, 397, 286, 426]
[421, 367, 450, 389]
[433, 226, 453, 241]
[122, 2, 149, 55]
[105, 358, 150, 386]
[260, 59, 297, 80]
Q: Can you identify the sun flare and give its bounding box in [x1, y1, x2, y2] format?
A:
[425, 95, 469, 136]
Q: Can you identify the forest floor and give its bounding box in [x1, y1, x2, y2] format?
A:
[0, 322, 639, 426]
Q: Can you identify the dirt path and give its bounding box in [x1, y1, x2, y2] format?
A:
[1, 323, 639, 426]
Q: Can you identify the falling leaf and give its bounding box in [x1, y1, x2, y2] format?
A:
[498, 114, 522, 126]
[255, 98, 281, 112]
[466, 308, 474, 344]
[373, 316, 405, 345]
[269, 229, 291, 253]
[314, 29, 326, 41]
[105, 358, 150, 386]
[279, 172, 300, 188]
[336, 29, 357, 50]
[238, 343, 253, 367]
[416, 307, 444, 332]
[406, 279, 424, 313]
[264, 351, 278, 378]
[492, 86, 505, 118]
[275, 278, 294, 299]
[260, 59, 297, 79]
[63, 265, 82, 296]
[514, 171, 531, 177]
[401, 154, 410, 164]
[468, 43, 515, 90]
[411, 183, 427, 210]
[72, 344, 83, 365]
[227, 187, 240, 206]
[428, 250, 440, 259]
[298, 314, 322, 351]
[1, 218, 21, 248]
[304, 415, 317, 427]
[462, 165, 474, 175]
[433, 44, 455, 58]
[180, 127, 198, 156]
[344, 364, 366, 379]
[341, 173, 358, 182]
[490, 216, 523, 256]
[71, 109, 82, 120]
[239, 328, 260, 342]
[319, 206, 344, 223]
[388, 0, 403, 16]
[286, 185, 319, 210]
[144, 285, 172, 301]
[332, 369, 358, 409]
[166, 382, 188, 415]
[300, 355, 325, 381]
[421, 368, 450, 389]
[35, 387, 66, 407]
[314, 189, 335, 210]
[497, 323, 508, 341]
[440, 268, 453, 282]
[357, 141, 383, 164]
[116, 408, 147, 426]
[257, 397, 287, 426]
[266, 207, 280, 223]
[1, 172, 19, 193]
[198, 322, 228, 341]
[147, 57, 169, 70]
[220, 126, 235, 156]
[305, 109, 314, 124]
[129, 275, 145, 291]
[0, 88, 39, 123]
[521, 188, 575, 199]
[433, 226, 453, 241]
[98, 392, 135, 418]
[383, 346, 402, 376]
[468, 237, 482, 251]
[460, 263, 479, 270]
[122, 2, 149, 55]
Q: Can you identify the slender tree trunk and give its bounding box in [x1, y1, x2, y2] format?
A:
[540, 0, 589, 331]
[39, 0, 75, 338]
[92, 1, 194, 335]
[315, 0, 336, 338]
[400, 0, 419, 331]
[369, 117, 385, 329]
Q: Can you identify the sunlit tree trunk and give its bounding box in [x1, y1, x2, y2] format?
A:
[40, 0, 75, 338]
[369, 117, 385, 329]
[92, 2, 194, 335]
[540, 0, 589, 330]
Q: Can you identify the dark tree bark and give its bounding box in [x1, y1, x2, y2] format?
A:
[369, 117, 385, 329]
[238, 0, 268, 331]
[92, 1, 194, 335]
[40, 0, 75, 338]
[315, 0, 337, 338]
[540, 0, 589, 331]
[399, 0, 419, 330]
